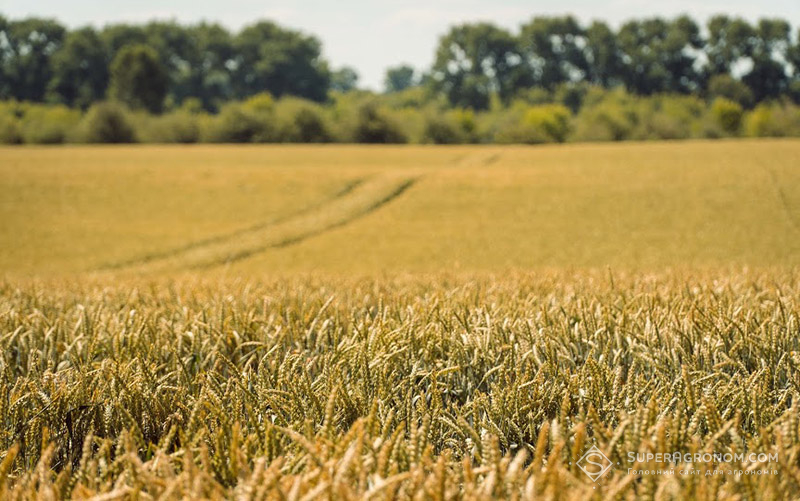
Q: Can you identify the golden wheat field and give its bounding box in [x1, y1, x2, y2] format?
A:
[2, 139, 800, 275]
[2, 140, 800, 500]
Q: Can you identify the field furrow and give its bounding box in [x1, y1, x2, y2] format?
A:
[114, 174, 418, 273]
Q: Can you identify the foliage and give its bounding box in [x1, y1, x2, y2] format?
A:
[273, 98, 332, 143]
[78, 102, 136, 143]
[109, 45, 169, 113]
[203, 102, 273, 143]
[422, 110, 477, 144]
[494, 104, 571, 144]
[430, 23, 527, 110]
[351, 102, 407, 143]
[0, 115, 22, 144]
[20, 105, 81, 144]
[744, 102, 800, 137]
[711, 97, 744, 135]
[1, 13, 800, 115]
[384, 64, 418, 93]
[708, 74, 754, 108]
[134, 110, 201, 143]
[331, 67, 359, 93]
[233, 21, 330, 102]
[47, 27, 109, 109]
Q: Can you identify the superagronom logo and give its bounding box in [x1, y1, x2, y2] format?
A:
[576, 444, 614, 483]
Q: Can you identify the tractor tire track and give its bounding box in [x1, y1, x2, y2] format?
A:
[100, 178, 366, 270]
[114, 175, 418, 273]
[196, 178, 416, 268]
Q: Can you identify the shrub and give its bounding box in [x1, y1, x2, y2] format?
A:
[495, 104, 571, 144]
[136, 111, 201, 143]
[708, 74, 754, 108]
[204, 103, 274, 143]
[0, 115, 22, 144]
[524, 104, 571, 142]
[745, 105, 780, 137]
[273, 98, 332, 143]
[79, 102, 136, 143]
[631, 96, 703, 140]
[745, 103, 800, 138]
[513, 87, 552, 105]
[20, 105, 82, 144]
[423, 115, 464, 144]
[555, 83, 590, 113]
[352, 103, 407, 143]
[242, 93, 275, 114]
[711, 98, 743, 135]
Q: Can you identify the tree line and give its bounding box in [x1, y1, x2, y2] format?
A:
[0, 14, 799, 112]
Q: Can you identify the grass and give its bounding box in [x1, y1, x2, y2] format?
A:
[2, 139, 800, 499]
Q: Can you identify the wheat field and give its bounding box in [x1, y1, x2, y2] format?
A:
[2, 140, 800, 499]
[2, 139, 800, 275]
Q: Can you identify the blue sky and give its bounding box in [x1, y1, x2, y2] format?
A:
[1, 0, 799, 89]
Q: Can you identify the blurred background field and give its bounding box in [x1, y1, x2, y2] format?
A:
[1, 139, 799, 277]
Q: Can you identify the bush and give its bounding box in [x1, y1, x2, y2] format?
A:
[555, 83, 591, 113]
[273, 98, 331, 143]
[708, 74, 754, 108]
[79, 102, 136, 143]
[495, 104, 571, 144]
[423, 115, 465, 144]
[710, 98, 743, 135]
[242, 93, 275, 114]
[0, 115, 22, 144]
[20, 105, 82, 144]
[744, 103, 800, 137]
[352, 103, 407, 143]
[136, 111, 201, 143]
[632, 96, 703, 140]
[572, 95, 636, 142]
[420, 109, 479, 145]
[204, 103, 274, 143]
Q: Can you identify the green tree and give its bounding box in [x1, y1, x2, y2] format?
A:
[142, 21, 198, 106]
[384, 65, 417, 93]
[430, 23, 526, 110]
[102, 24, 148, 54]
[0, 16, 7, 98]
[705, 16, 755, 76]
[233, 21, 330, 102]
[743, 19, 792, 102]
[331, 67, 359, 92]
[616, 16, 703, 94]
[2, 18, 66, 101]
[583, 21, 623, 87]
[708, 74, 754, 108]
[109, 45, 168, 113]
[47, 27, 109, 108]
[518, 16, 588, 90]
[791, 29, 800, 102]
[185, 23, 235, 110]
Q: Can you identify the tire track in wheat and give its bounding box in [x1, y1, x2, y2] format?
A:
[101, 179, 367, 271]
[112, 174, 418, 273]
